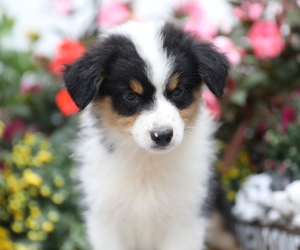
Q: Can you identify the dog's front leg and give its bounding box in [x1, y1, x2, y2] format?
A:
[86, 214, 124, 250]
[160, 221, 206, 250]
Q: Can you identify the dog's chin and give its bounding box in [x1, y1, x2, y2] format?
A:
[145, 143, 178, 154]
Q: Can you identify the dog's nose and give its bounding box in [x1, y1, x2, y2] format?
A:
[150, 129, 173, 146]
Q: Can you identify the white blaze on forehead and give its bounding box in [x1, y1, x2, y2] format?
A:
[106, 21, 174, 94]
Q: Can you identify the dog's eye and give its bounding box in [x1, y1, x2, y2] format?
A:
[124, 92, 138, 102]
[172, 88, 183, 97]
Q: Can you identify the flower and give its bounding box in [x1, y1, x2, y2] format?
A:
[53, 0, 72, 16]
[212, 36, 244, 65]
[181, 2, 218, 39]
[48, 39, 85, 76]
[3, 120, 26, 143]
[36, 150, 52, 164]
[202, 89, 222, 120]
[42, 221, 54, 233]
[98, 1, 131, 29]
[281, 106, 296, 131]
[23, 170, 43, 187]
[234, 1, 264, 21]
[55, 89, 79, 116]
[248, 20, 285, 59]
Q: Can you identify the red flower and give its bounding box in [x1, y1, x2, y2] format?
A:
[49, 39, 85, 76]
[202, 90, 222, 120]
[248, 21, 285, 59]
[3, 119, 26, 142]
[281, 107, 296, 131]
[55, 89, 79, 116]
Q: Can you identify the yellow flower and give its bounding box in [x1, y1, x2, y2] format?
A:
[226, 190, 236, 201]
[27, 231, 47, 241]
[47, 211, 59, 222]
[24, 132, 37, 146]
[8, 199, 22, 212]
[0, 121, 5, 138]
[15, 244, 33, 250]
[11, 221, 24, 233]
[51, 193, 64, 205]
[23, 170, 43, 187]
[29, 206, 41, 218]
[0, 227, 9, 239]
[13, 144, 31, 159]
[53, 176, 65, 187]
[36, 150, 52, 164]
[7, 174, 22, 192]
[0, 239, 13, 250]
[228, 167, 239, 179]
[42, 221, 54, 233]
[239, 151, 249, 165]
[26, 30, 40, 41]
[25, 217, 40, 230]
[40, 185, 51, 197]
[14, 211, 25, 221]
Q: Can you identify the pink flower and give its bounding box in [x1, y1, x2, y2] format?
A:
[281, 107, 296, 131]
[234, 2, 264, 21]
[248, 21, 285, 59]
[213, 36, 244, 65]
[202, 90, 222, 120]
[98, 1, 131, 29]
[181, 2, 217, 39]
[53, 0, 72, 16]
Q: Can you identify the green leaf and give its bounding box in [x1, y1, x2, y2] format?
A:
[241, 71, 269, 89]
[229, 89, 247, 106]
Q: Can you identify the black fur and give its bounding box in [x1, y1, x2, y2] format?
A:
[98, 36, 155, 117]
[63, 22, 230, 113]
[161, 23, 230, 99]
[63, 34, 156, 115]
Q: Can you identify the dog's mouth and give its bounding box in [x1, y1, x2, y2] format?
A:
[148, 142, 177, 154]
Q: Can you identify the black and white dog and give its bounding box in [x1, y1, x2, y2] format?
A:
[63, 21, 230, 250]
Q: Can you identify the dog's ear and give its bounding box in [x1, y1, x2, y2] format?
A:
[62, 42, 107, 110]
[192, 42, 230, 98]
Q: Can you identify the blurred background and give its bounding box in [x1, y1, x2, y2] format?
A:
[0, 0, 300, 249]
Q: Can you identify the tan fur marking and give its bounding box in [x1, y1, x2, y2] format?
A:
[167, 73, 180, 91]
[130, 79, 144, 95]
[93, 97, 138, 132]
[179, 89, 201, 124]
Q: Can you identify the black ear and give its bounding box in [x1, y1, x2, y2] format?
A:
[62, 42, 107, 110]
[192, 42, 230, 98]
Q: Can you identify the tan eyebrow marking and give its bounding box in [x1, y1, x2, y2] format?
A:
[168, 73, 180, 91]
[129, 79, 144, 95]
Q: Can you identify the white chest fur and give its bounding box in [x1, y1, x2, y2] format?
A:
[73, 105, 217, 250]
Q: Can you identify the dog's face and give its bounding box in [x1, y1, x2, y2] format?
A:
[63, 22, 229, 153]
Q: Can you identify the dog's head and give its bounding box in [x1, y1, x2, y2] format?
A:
[63, 22, 229, 153]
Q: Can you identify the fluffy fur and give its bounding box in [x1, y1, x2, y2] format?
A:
[63, 21, 230, 250]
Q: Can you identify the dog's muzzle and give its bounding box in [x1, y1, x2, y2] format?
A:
[150, 128, 173, 147]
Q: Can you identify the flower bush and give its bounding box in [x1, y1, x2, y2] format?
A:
[1, 0, 300, 248]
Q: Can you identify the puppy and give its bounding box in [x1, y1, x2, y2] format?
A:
[63, 21, 229, 250]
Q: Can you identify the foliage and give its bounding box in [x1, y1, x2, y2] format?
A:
[0, 14, 89, 250]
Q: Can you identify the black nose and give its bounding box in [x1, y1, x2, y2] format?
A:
[150, 129, 173, 146]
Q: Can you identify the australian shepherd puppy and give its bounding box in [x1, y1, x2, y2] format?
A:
[62, 21, 229, 250]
